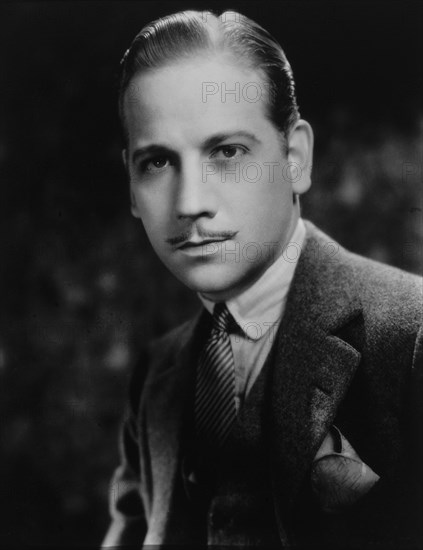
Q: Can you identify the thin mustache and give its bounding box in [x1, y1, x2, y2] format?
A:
[166, 230, 237, 246]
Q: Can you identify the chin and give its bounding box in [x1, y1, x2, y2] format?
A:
[183, 275, 234, 296]
[172, 263, 255, 301]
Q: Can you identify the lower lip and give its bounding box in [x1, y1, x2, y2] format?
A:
[178, 240, 227, 257]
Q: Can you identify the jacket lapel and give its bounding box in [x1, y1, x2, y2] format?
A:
[269, 222, 362, 521]
[142, 309, 210, 545]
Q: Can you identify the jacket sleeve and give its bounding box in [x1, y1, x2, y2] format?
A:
[101, 352, 149, 548]
[347, 322, 423, 546]
[407, 323, 423, 543]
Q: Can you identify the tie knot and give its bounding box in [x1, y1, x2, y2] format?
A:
[212, 303, 233, 333]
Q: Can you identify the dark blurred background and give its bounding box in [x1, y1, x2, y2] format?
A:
[0, 1, 421, 547]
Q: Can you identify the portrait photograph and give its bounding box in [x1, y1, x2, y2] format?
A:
[0, 1, 422, 549]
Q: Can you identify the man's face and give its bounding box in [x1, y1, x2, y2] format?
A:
[123, 56, 310, 301]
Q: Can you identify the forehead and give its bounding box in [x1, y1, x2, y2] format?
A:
[123, 56, 277, 147]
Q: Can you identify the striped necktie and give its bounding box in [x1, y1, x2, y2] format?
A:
[195, 303, 237, 448]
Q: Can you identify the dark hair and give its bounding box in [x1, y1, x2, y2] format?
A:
[118, 10, 300, 143]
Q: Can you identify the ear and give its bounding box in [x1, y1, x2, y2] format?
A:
[122, 148, 128, 173]
[122, 149, 141, 219]
[285, 119, 314, 195]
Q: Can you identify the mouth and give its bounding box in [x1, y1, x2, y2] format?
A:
[172, 231, 238, 257]
[178, 237, 230, 250]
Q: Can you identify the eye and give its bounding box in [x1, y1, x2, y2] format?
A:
[140, 155, 171, 174]
[211, 145, 247, 161]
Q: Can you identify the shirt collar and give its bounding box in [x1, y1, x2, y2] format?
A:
[198, 218, 306, 340]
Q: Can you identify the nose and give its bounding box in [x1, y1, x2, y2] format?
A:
[174, 156, 218, 221]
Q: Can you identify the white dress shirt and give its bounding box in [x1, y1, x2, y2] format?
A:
[198, 217, 306, 412]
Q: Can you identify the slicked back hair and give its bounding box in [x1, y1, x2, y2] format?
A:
[118, 10, 300, 145]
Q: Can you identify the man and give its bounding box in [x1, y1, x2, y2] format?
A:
[102, 10, 422, 549]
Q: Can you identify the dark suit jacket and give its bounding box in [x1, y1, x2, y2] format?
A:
[103, 221, 423, 549]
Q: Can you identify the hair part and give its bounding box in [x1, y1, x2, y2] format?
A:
[118, 10, 300, 147]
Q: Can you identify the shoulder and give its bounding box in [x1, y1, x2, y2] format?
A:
[304, 220, 422, 329]
[147, 316, 198, 366]
[124, 313, 201, 414]
[129, 309, 205, 394]
[346, 249, 422, 325]
[346, 251, 422, 366]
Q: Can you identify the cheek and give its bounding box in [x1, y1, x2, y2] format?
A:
[136, 190, 169, 229]
[131, 205, 166, 253]
[240, 184, 289, 223]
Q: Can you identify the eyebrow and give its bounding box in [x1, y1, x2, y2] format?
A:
[202, 131, 261, 150]
[131, 131, 261, 164]
[131, 144, 172, 165]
